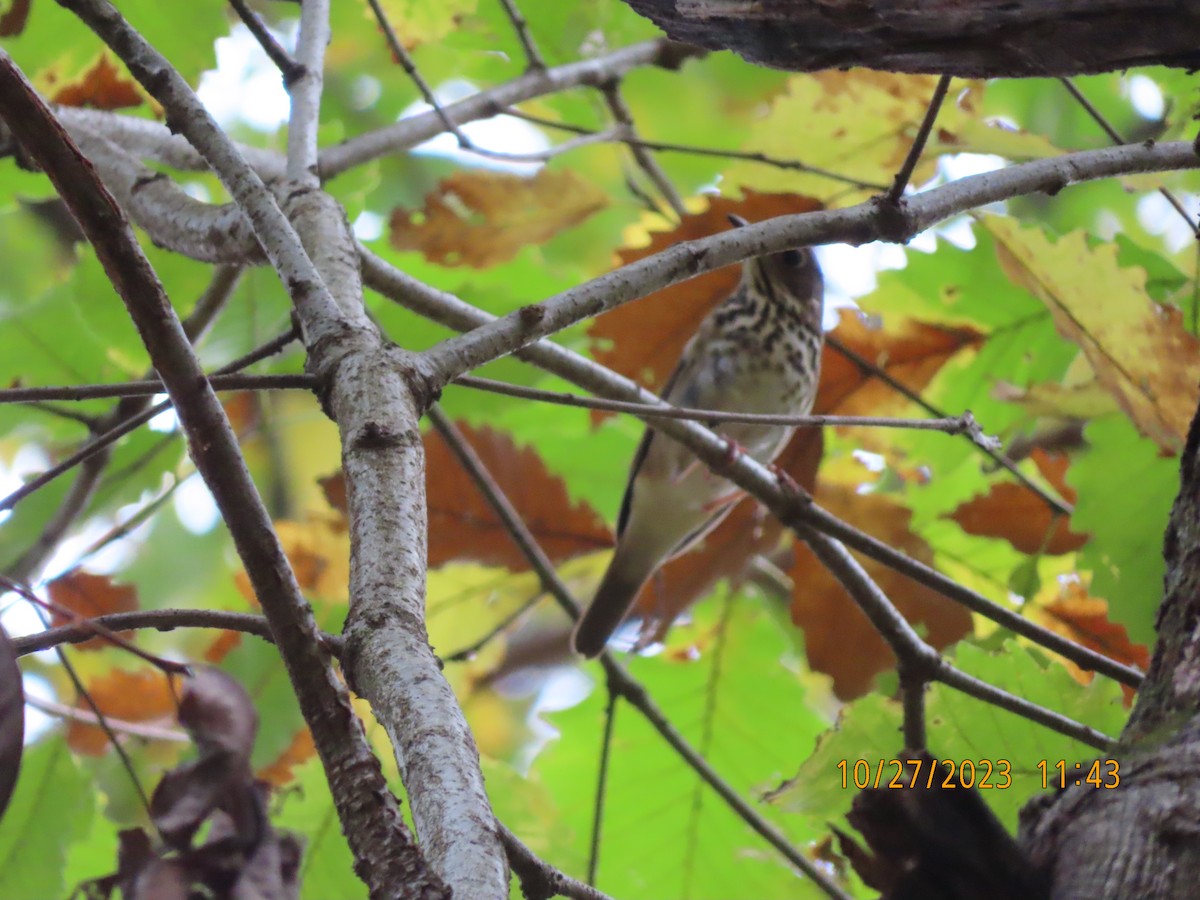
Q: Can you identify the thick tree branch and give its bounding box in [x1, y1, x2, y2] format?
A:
[0, 43, 444, 900]
[428, 406, 855, 900]
[46, 39, 699, 186]
[422, 140, 1200, 385]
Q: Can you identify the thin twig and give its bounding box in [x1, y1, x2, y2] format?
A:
[453, 374, 996, 439]
[1058, 76, 1199, 237]
[601, 81, 686, 219]
[503, 107, 889, 190]
[365, 0, 472, 148]
[66, 473, 185, 571]
[886, 74, 951, 203]
[0, 330, 298, 514]
[588, 688, 617, 887]
[22, 401, 99, 427]
[227, 0, 303, 85]
[425, 405, 853, 899]
[441, 590, 545, 662]
[495, 0, 545, 71]
[21, 593, 157, 819]
[25, 693, 189, 743]
[498, 821, 615, 900]
[0, 372, 312, 404]
[899, 666, 928, 751]
[797, 523, 1112, 749]
[13, 607, 344, 657]
[361, 250, 1144, 688]
[826, 334, 1073, 515]
[1, 574, 192, 672]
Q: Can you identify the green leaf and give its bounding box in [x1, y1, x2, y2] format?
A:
[0, 737, 94, 899]
[533, 594, 833, 899]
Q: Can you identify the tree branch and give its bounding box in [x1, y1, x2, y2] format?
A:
[0, 41, 444, 899]
[427, 406, 854, 900]
[421, 140, 1200, 385]
[361, 249, 1144, 689]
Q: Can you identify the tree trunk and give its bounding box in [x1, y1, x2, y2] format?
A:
[618, 0, 1200, 76]
[1016, 406, 1200, 898]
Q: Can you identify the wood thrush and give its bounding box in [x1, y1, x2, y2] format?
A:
[573, 216, 826, 657]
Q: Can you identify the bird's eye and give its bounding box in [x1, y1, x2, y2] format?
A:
[781, 249, 806, 268]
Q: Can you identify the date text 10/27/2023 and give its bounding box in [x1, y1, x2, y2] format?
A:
[835, 758, 1121, 791]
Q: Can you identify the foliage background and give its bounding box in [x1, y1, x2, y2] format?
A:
[0, 0, 1196, 897]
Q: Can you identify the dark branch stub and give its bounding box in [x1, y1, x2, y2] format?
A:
[618, 0, 1200, 77]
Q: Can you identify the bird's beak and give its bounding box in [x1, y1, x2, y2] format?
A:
[727, 214, 749, 228]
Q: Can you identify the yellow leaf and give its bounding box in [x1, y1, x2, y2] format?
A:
[727, 72, 986, 202]
[389, 169, 608, 268]
[992, 378, 1118, 419]
[368, 0, 477, 48]
[985, 216, 1200, 453]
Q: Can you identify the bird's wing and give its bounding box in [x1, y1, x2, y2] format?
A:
[615, 328, 711, 538]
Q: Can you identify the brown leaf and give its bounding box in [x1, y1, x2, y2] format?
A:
[221, 392, 261, 438]
[47, 570, 138, 650]
[1034, 581, 1149, 702]
[202, 629, 242, 664]
[949, 449, 1088, 555]
[257, 728, 316, 787]
[0, 0, 31, 37]
[589, 192, 823, 418]
[389, 169, 607, 267]
[818, 309, 984, 417]
[789, 487, 973, 699]
[153, 668, 258, 849]
[67, 668, 178, 755]
[318, 471, 347, 514]
[233, 517, 349, 603]
[0, 624, 23, 820]
[50, 54, 145, 111]
[425, 422, 612, 570]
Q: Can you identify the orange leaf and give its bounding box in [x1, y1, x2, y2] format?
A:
[203, 629, 243, 664]
[47, 571, 137, 651]
[589, 192, 823, 418]
[257, 727, 316, 787]
[222, 392, 261, 438]
[319, 472, 347, 514]
[425, 422, 612, 570]
[1034, 581, 1148, 702]
[234, 517, 349, 603]
[949, 450, 1088, 555]
[50, 54, 144, 111]
[66, 668, 178, 755]
[789, 487, 973, 699]
[389, 169, 607, 268]
[817, 310, 984, 416]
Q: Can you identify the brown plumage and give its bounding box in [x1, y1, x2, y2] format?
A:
[573, 217, 825, 657]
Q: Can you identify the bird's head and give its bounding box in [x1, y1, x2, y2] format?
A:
[727, 214, 824, 324]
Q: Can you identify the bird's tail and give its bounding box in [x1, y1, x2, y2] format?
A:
[572, 546, 655, 658]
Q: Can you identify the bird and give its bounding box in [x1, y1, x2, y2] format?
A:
[572, 215, 826, 658]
